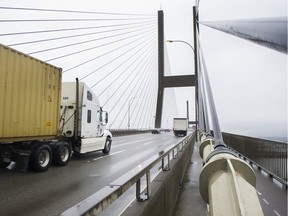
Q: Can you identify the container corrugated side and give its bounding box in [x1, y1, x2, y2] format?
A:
[0, 44, 62, 142]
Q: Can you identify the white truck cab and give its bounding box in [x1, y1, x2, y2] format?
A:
[60, 80, 112, 154]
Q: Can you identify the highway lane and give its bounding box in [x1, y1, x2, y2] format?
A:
[254, 167, 287, 216]
[0, 132, 183, 216]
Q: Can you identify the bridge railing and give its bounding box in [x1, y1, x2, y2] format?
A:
[222, 132, 287, 188]
[61, 132, 194, 216]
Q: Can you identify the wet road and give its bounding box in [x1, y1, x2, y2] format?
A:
[0, 132, 182, 216]
[254, 167, 287, 216]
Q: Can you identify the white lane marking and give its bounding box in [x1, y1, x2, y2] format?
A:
[144, 141, 155, 146]
[113, 139, 147, 148]
[273, 210, 281, 216]
[86, 150, 127, 162]
[263, 198, 269, 205]
[256, 190, 262, 196]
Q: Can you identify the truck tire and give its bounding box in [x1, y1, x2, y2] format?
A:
[53, 143, 71, 166]
[102, 137, 112, 154]
[30, 144, 52, 172]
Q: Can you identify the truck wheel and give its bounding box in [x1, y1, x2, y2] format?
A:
[102, 137, 112, 154]
[53, 143, 71, 166]
[30, 144, 52, 172]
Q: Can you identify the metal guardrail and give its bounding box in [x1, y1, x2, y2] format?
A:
[61, 132, 194, 216]
[222, 132, 287, 189]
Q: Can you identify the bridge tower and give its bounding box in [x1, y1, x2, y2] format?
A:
[154, 10, 196, 128]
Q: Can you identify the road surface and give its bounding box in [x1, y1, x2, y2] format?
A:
[0, 132, 182, 216]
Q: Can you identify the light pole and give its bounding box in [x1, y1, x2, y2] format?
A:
[166, 39, 198, 138]
[128, 97, 137, 130]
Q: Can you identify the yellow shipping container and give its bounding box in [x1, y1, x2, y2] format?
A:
[0, 44, 62, 142]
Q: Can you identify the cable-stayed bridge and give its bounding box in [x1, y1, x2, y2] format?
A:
[0, 4, 287, 216]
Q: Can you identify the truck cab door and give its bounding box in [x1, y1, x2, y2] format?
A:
[80, 86, 100, 138]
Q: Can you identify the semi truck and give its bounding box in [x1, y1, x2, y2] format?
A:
[172, 118, 188, 137]
[0, 43, 112, 172]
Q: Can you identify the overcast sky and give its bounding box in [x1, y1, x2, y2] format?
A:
[1, 0, 287, 140]
[163, 0, 287, 139]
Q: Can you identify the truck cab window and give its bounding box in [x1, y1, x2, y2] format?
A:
[87, 91, 93, 101]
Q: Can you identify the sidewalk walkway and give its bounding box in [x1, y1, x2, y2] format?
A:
[172, 141, 208, 216]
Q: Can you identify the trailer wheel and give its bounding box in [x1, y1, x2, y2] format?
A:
[30, 144, 52, 172]
[102, 137, 112, 154]
[53, 143, 71, 166]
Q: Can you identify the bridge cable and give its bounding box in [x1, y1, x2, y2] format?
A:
[45, 26, 155, 62]
[0, 17, 156, 23]
[0, 6, 156, 17]
[8, 22, 156, 47]
[108, 44, 156, 127]
[105, 40, 156, 112]
[0, 20, 156, 37]
[199, 61, 210, 133]
[28, 25, 156, 55]
[63, 29, 156, 73]
[118, 47, 157, 128]
[132, 53, 157, 128]
[93, 34, 157, 93]
[145, 78, 158, 129]
[198, 52, 205, 132]
[199, 42, 225, 147]
[130, 49, 157, 127]
[114, 47, 157, 129]
[79, 30, 156, 81]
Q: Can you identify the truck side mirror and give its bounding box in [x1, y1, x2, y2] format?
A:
[99, 111, 108, 126]
[99, 112, 103, 122]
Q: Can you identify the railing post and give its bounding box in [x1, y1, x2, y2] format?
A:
[162, 154, 170, 171]
[167, 153, 170, 170]
[136, 179, 141, 201]
[146, 171, 151, 199]
[173, 147, 178, 159]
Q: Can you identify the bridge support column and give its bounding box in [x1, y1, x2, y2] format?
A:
[199, 133, 264, 216]
[155, 10, 164, 128]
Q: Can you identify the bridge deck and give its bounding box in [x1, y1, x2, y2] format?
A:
[172, 141, 208, 216]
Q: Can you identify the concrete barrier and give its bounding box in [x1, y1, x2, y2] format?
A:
[121, 133, 195, 216]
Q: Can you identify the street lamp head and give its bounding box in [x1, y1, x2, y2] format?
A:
[166, 39, 195, 53]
